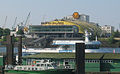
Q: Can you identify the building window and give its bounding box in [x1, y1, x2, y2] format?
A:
[35, 68, 37, 70]
[101, 60, 113, 63]
[85, 60, 100, 63]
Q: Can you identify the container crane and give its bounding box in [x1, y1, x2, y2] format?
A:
[2, 16, 7, 29]
[24, 12, 31, 32]
[12, 17, 17, 31]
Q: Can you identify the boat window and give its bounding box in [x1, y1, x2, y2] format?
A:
[17, 67, 20, 70]
[28, 68, 30, 70]
[92, 60, 95, 63]
[85, 60, 100, 63]
[47, 64, 52, 67]
[41, 64, 44, 67]
[52, 63, 57, 67]
[110, 60, 113, 63]
[65, 62, 68, 65]
[89, 60, 92, 62]
[69, 59, 74, 62]
[97, 60, 100, 63]
[35, 68, 37, 70]
[45, 64, 47, 67]
[105, 60, 107, 63]
[102, 60, 106, 63]
[24, 67, 27, 70]
[19, 67, 22, 70]
[36, 64, 40, 66]
[85, 44, 99, 49]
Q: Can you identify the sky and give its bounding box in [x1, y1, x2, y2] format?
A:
[0, 0, 120, 30]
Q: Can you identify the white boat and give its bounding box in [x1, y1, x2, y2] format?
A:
[22, 30, 101, 55]
[5, 60, 56, 71]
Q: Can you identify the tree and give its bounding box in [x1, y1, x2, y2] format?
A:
[113, 29, 120, 37]
[16, 29, 24, 35]
[108, 35, 115, 44]
[3, 28, 10, 36]
[0, 28, 3, 38]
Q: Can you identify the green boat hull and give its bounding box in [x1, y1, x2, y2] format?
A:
[5, 69, 74, 74]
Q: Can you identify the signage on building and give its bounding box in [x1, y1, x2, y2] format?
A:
[41, 21, 78, 26]
[73, 12, 80, 19]
[41, 21, 64, 25]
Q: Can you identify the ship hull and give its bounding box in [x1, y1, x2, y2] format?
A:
[5, 69, 74, 74]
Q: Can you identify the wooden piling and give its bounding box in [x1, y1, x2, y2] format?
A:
[6, 35, 14, 65]
[75, 43, 85, 74]
[18, 36, 22, 65]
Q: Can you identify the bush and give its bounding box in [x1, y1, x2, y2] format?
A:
[108, 36, 115, 44]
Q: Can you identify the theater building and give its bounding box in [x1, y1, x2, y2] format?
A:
[29, 21, 84, 38]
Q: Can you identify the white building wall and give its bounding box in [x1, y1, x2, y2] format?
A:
[101, 25, 114, 37]
[63, 14, 89, 22]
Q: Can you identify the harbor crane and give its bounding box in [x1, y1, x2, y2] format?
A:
[2, 16, 7, 29]
[24, 12, 31, 33]
[12, 17, 17, 31]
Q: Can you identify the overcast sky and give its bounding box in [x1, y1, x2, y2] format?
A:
[0, 0, 120, 30]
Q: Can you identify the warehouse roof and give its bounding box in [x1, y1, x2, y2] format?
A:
[23, 53, 120, 59]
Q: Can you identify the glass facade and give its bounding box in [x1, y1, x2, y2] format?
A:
[29, 25, 83, 38]
[29, 25, 78, 33]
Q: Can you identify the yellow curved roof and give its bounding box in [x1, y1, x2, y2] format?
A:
[42, 21, 84, 33]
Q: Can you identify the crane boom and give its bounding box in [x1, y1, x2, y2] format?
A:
[24, 12, 31, 27]
[2, 16, 7, 29]
[12, 17, 17, 30]
[24, 12, 31, 33]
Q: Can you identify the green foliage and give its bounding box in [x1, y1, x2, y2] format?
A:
[3, 28, 10, 36]
[14, 38, 19, 42]
[108, 35, 115, 44]
[90, 35, 95, 40]
[12, 36, 18, 42]
[0, 28, 10, 39]
[107, 30, 120, 44]
[71, 20, 102, 36]
[116, 41, 120, 47]
[113, 29, 120, 37]
[0, 39, 3, 41]
[0, 28, 3, 37]
[2, 36, 7, 41]
[23, 53, 120, 59]
[16, 29, 24, 35]
[98, 38, 108, 41]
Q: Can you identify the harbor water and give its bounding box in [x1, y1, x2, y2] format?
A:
[0, 47, 18, 53]
[0, 47, 120, 53]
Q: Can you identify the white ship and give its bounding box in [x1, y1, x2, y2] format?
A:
[13, 60, 56, 71]
[22, 30, 101, 55]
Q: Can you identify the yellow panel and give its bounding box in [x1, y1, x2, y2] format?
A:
[42, 21, 84, 33]
[24, 27, 28, 32]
